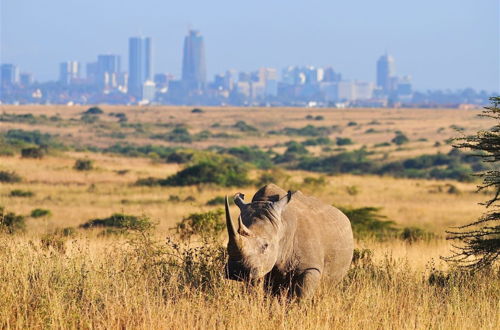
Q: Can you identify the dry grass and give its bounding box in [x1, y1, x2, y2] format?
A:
[0, 232, 498, 329]
[0, 105, 498, 329]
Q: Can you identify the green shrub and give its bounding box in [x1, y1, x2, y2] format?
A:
[162, 157, 251, 187]
[21, 147, 45, 158]
[80, 114, 99, 124]
[191, 108, 204, 113]
[10, 189, 34, 197]
[151, 126, 193, 143]
[84, 106, 104, 115]
[80, 213, 153, 232]
[339, 206, 398, 240]
[206, 196, 225, 206]
[271, 125, 335, 137]
[347, 121, 358, 126]
[74, 159, 93, 171]
[30, 208, 51, 218]
[223, 146, 273, 169]
[5, 129, 54, 146]
[336, 137, 354, 146]
[176, 209, 225, 240]
[233, 120, 258, 132]
[0, 171, 22, 183]
[302, 137, 332, 146]
[392, 133, 409, 145]
[0, 206, 26, 234]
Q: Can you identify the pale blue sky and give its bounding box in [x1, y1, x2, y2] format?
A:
[1, 0, 498, 91]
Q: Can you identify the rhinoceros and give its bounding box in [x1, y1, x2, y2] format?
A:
[224, 183, 354, 299]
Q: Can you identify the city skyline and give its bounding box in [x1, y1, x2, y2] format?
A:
[1, 0, 498, 92]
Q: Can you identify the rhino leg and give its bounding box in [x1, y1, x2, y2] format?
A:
[292, 268, 321, 299]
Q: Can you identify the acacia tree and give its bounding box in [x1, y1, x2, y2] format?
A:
[445, 96, 500, 269]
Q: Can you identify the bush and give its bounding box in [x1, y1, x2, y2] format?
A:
[191, 108, 204, 113]
[272, 125, 335, 137]
[223, 146, 273, 169]
[161, 157, 251, 187]
[21, 147, 45, 159]
[0, 206, 26, 234]
[175, 209, 225, 240]
[74, 159, 93, 171]
[206, 196, 225, 206]
[347, 121, 358, 126]
[339, 206, 398, 240]
[302, 137, 332, 146]
[392, 133, 409, 145]
[336, 137, 354, 146]
[233, 121, 258, 132]
[31, 208, 51, 218]
[10, 189, 34, 197]
[80, 213, 153, 232]
[84, 106, 104, 115]
[0, 170, 22, 183]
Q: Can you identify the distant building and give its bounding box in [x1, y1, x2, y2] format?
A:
[323, 67, 342, 82]
[181, 30, 206, 91]
[59, 61, 80, 85]
[128, 36, 152, 98]
[141, 80, 156, 103]
[97, 54, 121, 90]
[19, 73, 34, 86]
[1, 64, 19, 87]
[376, 53, 395, 93]
[86, 62, 98, 85]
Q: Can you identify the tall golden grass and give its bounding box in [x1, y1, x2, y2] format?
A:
[1, 105, 498, 328]
[0, 231, 498, 329]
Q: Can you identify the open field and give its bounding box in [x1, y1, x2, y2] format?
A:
[0, 105, 498, 329]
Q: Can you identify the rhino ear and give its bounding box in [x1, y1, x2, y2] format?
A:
[234, 193, 248, 210]
[273, 191, 294, 213]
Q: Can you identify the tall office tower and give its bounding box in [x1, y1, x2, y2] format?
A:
[97, 54, 121, 89]
[0, 64, 19, 87]
[59, 61, 80, 85]
[86, 62, 98, 85]
[181, 30, 206, 91]
[323, 67, 342, 82]
[19, 73, 34, 86]
[128, 37, 152, 98]
[376, 53, 395, 93]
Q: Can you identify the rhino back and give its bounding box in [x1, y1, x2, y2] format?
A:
[283, 191, 354, 281]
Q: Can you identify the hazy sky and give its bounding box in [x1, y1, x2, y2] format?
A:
[1, 0, 499, 91]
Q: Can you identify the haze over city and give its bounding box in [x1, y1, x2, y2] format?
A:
[2, 0, 498, 92]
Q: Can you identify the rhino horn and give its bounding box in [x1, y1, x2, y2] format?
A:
[225, 196, 238, 241]
[234, 193, 247, 210]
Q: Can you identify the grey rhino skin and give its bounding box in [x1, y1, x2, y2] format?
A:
[225, 183, 354, 299]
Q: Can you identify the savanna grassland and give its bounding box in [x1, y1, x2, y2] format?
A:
[0, 105, 499, 329]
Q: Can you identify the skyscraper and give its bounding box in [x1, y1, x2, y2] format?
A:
[1, 64, 19, 87]
[97, 54, 121, 89]
[59, 61, 80, 85]
[181, 30, 206, 91]
[376, 53, 395, 93]
[128, 37, 152, 98]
